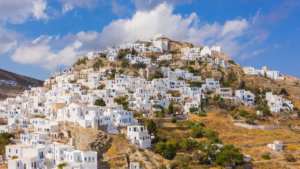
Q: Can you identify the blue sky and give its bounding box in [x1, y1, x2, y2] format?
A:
[0, 0, 299, 80]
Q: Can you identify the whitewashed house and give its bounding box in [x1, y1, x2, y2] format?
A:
[235, 90, 255, 106]
[266, 92, 293, 112]
[127, 125, 151, 149]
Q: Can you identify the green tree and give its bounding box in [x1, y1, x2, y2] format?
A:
[179, 139, 190, 153]
[155, 141, 166, 153]
[159, 164, 167, 169]
[168, 104, 174, 114]
[178, 77, 184, 80]
[204, 128, 219, 143]
[121, 58, 130, 68]
[262, 108, 271, 116]
[131, 46, 136, 55]
[94, 98, 106, 106]
[162, 149, 176, 160]
[215, 144, 244, 166]
[147, 119, 157, 136]
[213, 95, 221, 101]
[97, 84, 105, 90]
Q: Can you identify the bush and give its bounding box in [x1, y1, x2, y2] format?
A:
[171, 118, 176, 123]
[175, 122, 184, 127]
[121, 58, 130, 68]
[190, 82, 203, 87]
[215, 144, 244, 166]
[261, 154, 271, 160]
[262, 108, 271, 116]
[133, 111, 141, 117]
[159, 164, 167, 169]
[245, 119, 255, 125]
[162, 149, 176, 160]
[239, 110, 250, 117]
[120, 133, 126, 140]
[94, 98, 106, 106]
[285, 154, 296, 162]
[198, 111, 207, 117]
[148, 73, 163, 81]
[178, 77, 184, 80]
[256, 105, 265, 110]
[77, 59, 86, 65]
[189, 107, 198, 112]
[97, 84, 105, 90]
[58, 163, 67, 169]
[92, 59, 102, 69]
[12, 156, 18, 159]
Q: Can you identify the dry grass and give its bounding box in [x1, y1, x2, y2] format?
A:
[105, 135, 130, 157]
[189, 112, 300, 145]
[0, 164, 8, 169]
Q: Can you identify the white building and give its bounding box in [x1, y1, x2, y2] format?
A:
[127, 125, 151, 149]
[215, 58, 229, 69]
[267, 141, 284, 152]
[157, 54, 172, 62]
[201, 78, 220, 90]
[235, 90, 255, 106]
[266, 92, 293, 112]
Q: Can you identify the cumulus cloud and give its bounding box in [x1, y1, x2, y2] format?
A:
[11, 35, 85, 70]
[132, 0, 193, 11]
[57, 0, 100, 8]
[10, 3, 268, 69]
[62, 3, 74, 13]
[0, 0, 48, 24]
[0, 27, 21, 54]
[111, 1, 131, 16]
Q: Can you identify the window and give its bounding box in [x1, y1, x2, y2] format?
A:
[9, 148, 10, 152]
[16, 150, 17, 153]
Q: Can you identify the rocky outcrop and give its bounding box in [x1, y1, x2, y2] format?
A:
[61, 122, 111, 160]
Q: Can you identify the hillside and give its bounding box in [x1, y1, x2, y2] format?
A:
[0, 69, 44, 100]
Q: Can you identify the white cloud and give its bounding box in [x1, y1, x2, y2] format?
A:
[62, 3, 74, 13]
[10, 3, 268, 69]
[0, 27, 21, 54]
[11, 35, 85, 70]
[57, 0, 100, 8]
[132, 0, 193, 11]
[0, 0, 48, 24]
[111, 1, 131, 16]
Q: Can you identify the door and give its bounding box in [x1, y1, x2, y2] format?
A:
[24, 164, 26, 169]
[34, 162, 36, 168]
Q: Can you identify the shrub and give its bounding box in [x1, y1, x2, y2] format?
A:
[162, 149, 176, 160]
[159, 164, 167, 169]
[264, 100, 268, 105]
[239, 110, 250, 117]
[94, 98, 106, 106]
[262, 108, 271, 116]
[97, 84, 105, 90]
[190, 82, 203, 87]
[285, 154, 296, 162]
[120, 133, 126, 140]
[133, 111, 141, 117]
[121, 59, 130, 68]
[261, 154, 271, 160]
[198, 111, 207, 117]
[12, 156, 18, 159]
[178, 77, 184, 80]
[245, 119, 255, 125]
[175, 122, 184, 127]
[148, 72, 163, 81]
[189, 107, 198, 112]
[256, 105, 265, 110]
[92, 59, 102, 69]
[58, 163, 67, 169]
[215, 145, 244, 166]
[77, 59, 87, 65]
[171, 118, 176, 123]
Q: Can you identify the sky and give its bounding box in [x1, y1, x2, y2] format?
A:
[0, 0, 300, 80]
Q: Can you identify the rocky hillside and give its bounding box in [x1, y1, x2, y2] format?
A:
[0, 68, 43, 87]
[74, 37, 300, 109]
[0, 69, 44, 100]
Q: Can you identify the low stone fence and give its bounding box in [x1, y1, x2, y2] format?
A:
[234, 123, 280, 130]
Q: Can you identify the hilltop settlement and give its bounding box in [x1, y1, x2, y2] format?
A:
[1, 34, 300, 169]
